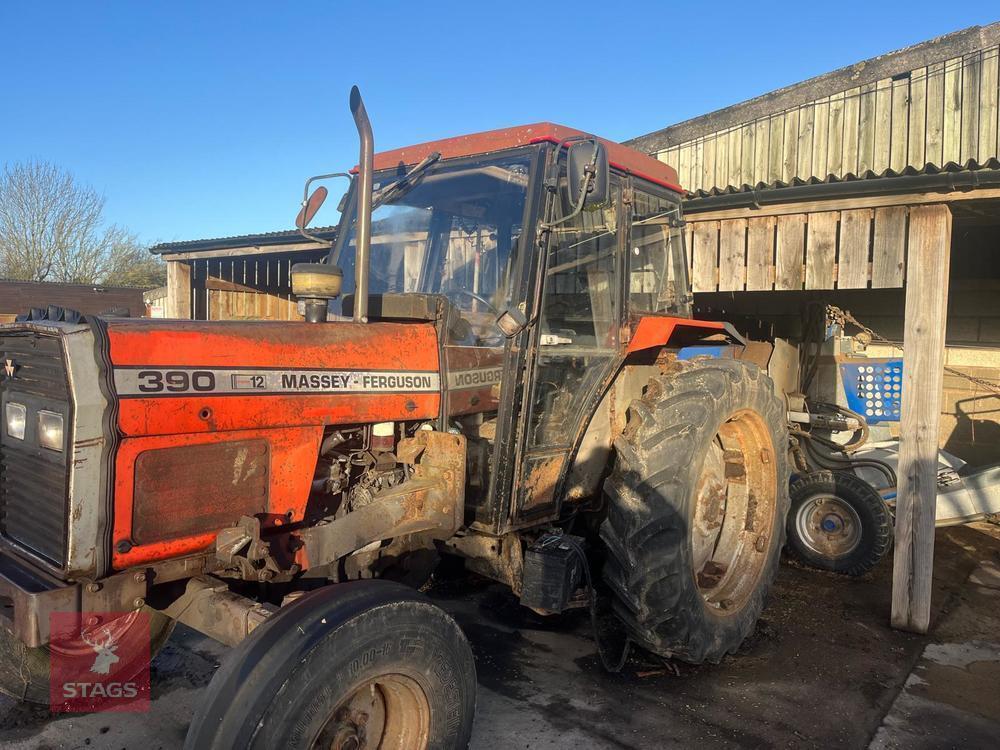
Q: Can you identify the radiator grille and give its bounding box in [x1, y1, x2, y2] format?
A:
[0, 331, 70, 566]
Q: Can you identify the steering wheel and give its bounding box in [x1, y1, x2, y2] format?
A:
[447, 289, 504, 346]
[451, 289, 500, 316]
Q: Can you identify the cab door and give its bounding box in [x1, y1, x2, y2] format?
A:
[512, 175, 624, 523]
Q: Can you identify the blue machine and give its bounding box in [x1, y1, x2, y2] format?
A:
[676, 344, 733, 361]
[839, 359, 903, 424]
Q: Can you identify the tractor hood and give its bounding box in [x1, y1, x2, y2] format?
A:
[105, 318, 442, 437]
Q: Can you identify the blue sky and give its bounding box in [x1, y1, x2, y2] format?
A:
[2, 2, 996, 245]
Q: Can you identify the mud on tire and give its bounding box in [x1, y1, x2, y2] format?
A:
[600, 358, 790, 664]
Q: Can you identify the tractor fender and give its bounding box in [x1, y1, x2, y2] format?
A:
[563, 318, 745, 504]
[625, 315, 745, 355]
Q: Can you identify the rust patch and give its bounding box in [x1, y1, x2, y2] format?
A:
[399, 486, 433, 522]
[695, 473, 727, 533]
[521, 455, 566, 513]
[132, 440, 269, 545]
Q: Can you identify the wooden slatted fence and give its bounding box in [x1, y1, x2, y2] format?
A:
[685, 205, 922, 292]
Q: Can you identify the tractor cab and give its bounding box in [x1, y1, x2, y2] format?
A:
[304, 120, 708, 534]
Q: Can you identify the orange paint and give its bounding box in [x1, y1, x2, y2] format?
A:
[363, 123, 683, 193]
[116, 393, 438, 436]
[111, 426, 323, 569]
[626, 316, 728, 355]
[103, 318, 444, 569]
[106, 319, 440, 370]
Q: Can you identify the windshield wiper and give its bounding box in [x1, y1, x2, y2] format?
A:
[371, 151, 441, 209]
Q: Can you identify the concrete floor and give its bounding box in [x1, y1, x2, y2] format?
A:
[1, 523, 998, 749]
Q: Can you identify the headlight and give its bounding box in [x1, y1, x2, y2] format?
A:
[38, 410, 64, 451]
[5, 402, 26, 440]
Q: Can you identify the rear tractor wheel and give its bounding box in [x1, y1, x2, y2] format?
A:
[601, 358, 790, 664]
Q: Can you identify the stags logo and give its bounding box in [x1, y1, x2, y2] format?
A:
[83, 625, 121, 675]
[49, 611, 151, 713]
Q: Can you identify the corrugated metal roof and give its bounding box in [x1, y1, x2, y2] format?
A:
[151, 226, 337, 255]
[686, 159, 1000, 199]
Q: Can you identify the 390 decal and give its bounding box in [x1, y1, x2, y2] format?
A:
[114, 367, 443, 397]
[136, 370, 216, 393]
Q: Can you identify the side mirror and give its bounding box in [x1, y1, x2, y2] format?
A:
[296, 186, 329, 229]
[567, 140, 609, 207]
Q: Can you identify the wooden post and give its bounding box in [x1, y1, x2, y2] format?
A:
[891, 204, 952, 633]
[166, 260, 192, 319]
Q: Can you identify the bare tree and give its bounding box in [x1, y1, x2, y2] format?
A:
[0, 161, 164, 287]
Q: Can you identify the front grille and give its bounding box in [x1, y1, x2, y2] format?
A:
[0, 331, 70, 567]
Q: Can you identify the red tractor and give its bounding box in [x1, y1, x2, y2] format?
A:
[0, 88, 788, 748]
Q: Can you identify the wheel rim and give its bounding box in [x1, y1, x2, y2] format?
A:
[312, 672, 430, 750]
[794, 493, 863, 559]
[691, 409, 778, 615]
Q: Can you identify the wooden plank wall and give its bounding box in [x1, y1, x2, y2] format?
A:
[166, 261, 192, 319]
[685, 206, 914, 292]
[183, 250, 328, 320]
[658, 46, 1000, 193]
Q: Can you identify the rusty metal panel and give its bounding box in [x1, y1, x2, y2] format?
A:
[519, 453, 567, 518]
[132, 440, 269, 544]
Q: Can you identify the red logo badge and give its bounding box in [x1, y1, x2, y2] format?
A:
[49, 610, 151, 712]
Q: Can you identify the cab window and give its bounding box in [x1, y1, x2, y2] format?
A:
[335, 154, 530, 345]
[629, 188, 690, 317]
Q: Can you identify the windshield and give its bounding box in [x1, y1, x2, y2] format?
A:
[333, 151, 533, 343]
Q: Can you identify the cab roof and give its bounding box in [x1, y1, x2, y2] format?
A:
[367, 122, 683, 194]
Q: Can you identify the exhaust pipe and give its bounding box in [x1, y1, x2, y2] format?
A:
[350, 85, 373, 323]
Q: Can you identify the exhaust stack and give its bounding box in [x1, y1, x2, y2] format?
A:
[350, 85, 373, 323]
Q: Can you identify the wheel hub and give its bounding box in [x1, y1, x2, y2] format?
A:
[821, 514, 843, 533]
[327, 706, 369, 750]
[313, 673, 430, 750]
[795, 494, 863, 559]
[691, 410, 779, 614]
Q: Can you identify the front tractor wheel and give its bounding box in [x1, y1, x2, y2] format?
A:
[601, 359, 790, 664]
[185, 580, 476, 750]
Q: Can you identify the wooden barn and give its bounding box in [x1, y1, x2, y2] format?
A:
[151, 226, 336, 320]
[628, 21, 1000, 632]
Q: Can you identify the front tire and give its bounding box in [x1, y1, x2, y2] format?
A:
[185, 580, 476, 750]
[600, 358, 790, 664]
[0, 610, 174, 705]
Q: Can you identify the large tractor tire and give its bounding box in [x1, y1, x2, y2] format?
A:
[601, 358, 790, 664]
[185, 580, 476, 750]
[0, 610, 174, 704]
